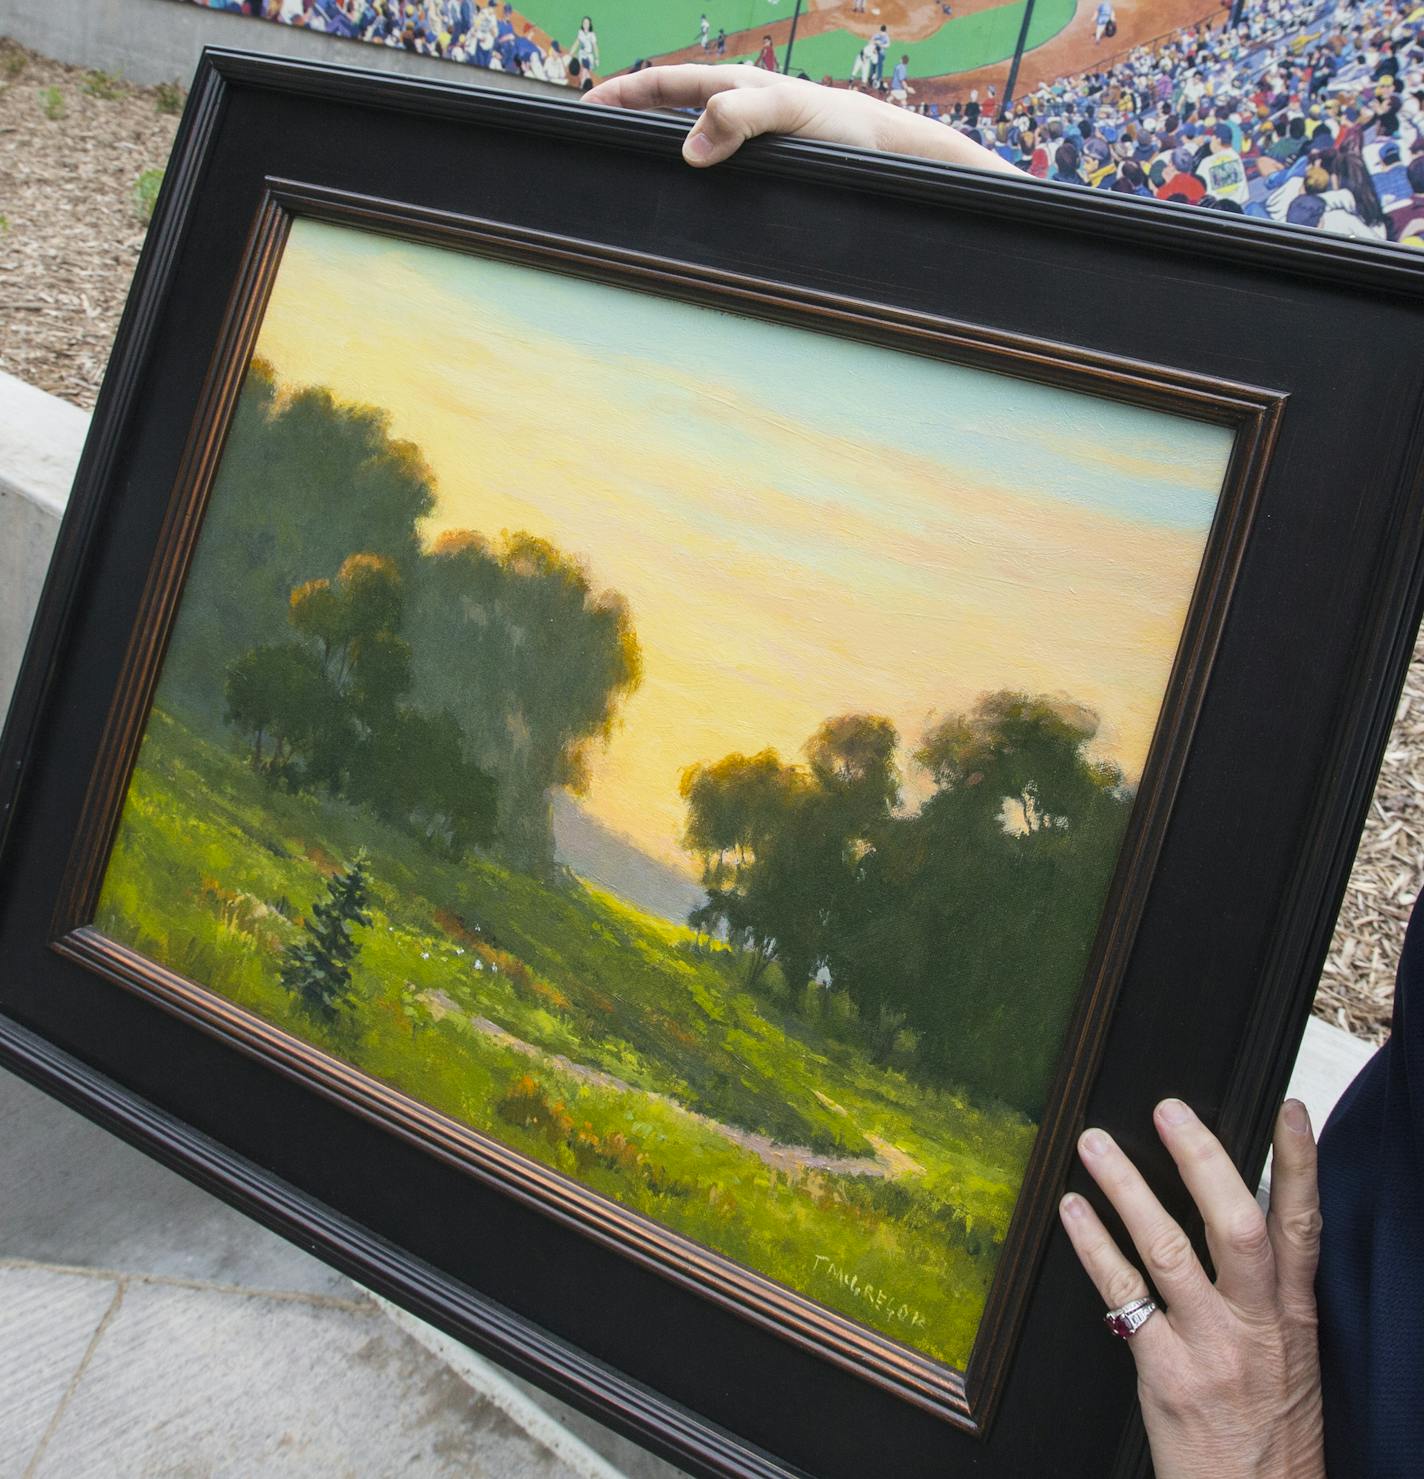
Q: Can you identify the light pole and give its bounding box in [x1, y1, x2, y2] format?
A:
[783, 0, 806, 74]
[1001, 0, 1038, 117]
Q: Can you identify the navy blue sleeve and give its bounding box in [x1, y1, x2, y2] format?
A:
[1316, 896, 1424, 1477]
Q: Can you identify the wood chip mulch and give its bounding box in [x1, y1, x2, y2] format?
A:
[0, 41, 178, 405]
[0, 39, 1416, 1046]
[1317, 631, 1424, 1044]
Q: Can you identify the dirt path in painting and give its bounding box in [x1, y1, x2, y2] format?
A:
[422, 989, 925, 1179]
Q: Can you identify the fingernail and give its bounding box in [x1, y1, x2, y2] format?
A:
[1157, 1098, 1193, 1126]
[1283, 1099, 1311, 1134]
[685, 132, 714, 162]
[1060, 1192, 1088, 1220]
[1080, 1128, 1111, 1158]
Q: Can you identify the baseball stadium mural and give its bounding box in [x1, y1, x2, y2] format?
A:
[176, 1, 1424, 249]
[175, 0, 1228, 104]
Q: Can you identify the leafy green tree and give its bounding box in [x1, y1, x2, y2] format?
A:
[223, 643, 343, 784]
[160, 366, 627, 874]
[805, 713, 900, 823]
[292, 554, 493, 851]
[680, 749, 794, 887]
[682, 693, 1135, 1116]
[352, 708, 498, 859]
[280, 853, 373, 1023]
[681, 717, 899, 998]
[345, 631, 413, 729]
[406, 530, 643, 876]
[291, 553, 406, 689]
[308, 557, 413, 741]
[224, 552, 413, 795]
[287, 576, 345, 667]
[916, 693, 1120, 834]
[681, 748, 796, 978]
[162, 365, 435, 719]
[871, 693, 1130, 1112]
[225, 544, 497, 859]
[290, 553, 412, 791]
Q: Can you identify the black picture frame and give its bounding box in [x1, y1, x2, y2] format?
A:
[2, 48, 1422, 1479]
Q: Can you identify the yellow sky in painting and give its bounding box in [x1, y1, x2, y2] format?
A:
[247, 221, 1230, 872]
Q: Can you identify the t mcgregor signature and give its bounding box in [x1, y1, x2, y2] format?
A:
[810, 1254, 928, 1330]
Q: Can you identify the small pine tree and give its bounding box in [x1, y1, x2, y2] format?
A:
[280, 852, 372, 1022]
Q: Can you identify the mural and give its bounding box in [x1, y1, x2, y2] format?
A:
[177, 0, 1424, 248]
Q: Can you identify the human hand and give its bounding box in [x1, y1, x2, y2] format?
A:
[1059, 1099, 1325, 1479]
[581, 64, 1019, 176]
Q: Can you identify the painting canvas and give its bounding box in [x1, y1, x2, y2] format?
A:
[94, 217, 1234, 1371]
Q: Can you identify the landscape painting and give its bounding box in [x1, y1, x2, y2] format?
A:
[94, 218, 1234, 1371]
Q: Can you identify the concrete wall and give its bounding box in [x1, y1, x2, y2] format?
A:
[0, 0, 548, 92]
[0, 371, 88, 728]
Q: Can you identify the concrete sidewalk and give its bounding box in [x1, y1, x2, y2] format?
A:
[0, 1067, 683, 1479]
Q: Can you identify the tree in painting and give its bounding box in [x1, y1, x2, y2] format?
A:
[222, 642, 336, 783]
[681, 715, 899, 995]
[407, 530, 643, 876]
[163, 361, 435, 720]
[680, 698, 1127, 1114]
[280, 852, 373, 1023]
[222, 537, 498, 860]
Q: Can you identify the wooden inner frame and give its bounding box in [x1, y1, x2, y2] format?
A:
[46, 178, 1285, 1435]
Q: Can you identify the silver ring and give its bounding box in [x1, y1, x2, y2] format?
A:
[1104, 1296, 1159, 1339]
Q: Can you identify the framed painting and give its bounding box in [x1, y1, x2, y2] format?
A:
[3, 49, 1423, 1479]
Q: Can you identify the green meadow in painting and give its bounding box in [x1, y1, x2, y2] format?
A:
[96, 220, 1233, 1370]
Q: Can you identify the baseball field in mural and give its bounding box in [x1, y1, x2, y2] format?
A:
[181, 0, 1080, 86]
[95, 217, 1233, 1368]
[181, 0, 1232, 107]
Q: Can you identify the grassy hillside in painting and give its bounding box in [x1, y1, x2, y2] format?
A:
[98, 708, 1036, 1369]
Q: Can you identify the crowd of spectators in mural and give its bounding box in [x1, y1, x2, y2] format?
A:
[196, 0, 1424, 246]
[195, 1, 602, 88]
[899, 0, 1424, 246]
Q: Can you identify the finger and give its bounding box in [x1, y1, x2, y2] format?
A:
[1059, 1193, 1176, 1357]
[1266, 1099, 1321, 1308]
[1153, 1099, 1276, 1316]
[1078, 1128, 1220, 1328]
[682, 84, 827, 166]
[582, 64, 773, 113]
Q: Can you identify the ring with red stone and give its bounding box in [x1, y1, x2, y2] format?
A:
[1103, 1296, 1159, 1339]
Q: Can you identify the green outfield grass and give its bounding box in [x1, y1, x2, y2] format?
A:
[726, 0, 1079, 78]
[528, 0, 1077, 79]
[97, 706, 1039, 1369]
[530, 1, 787, 70]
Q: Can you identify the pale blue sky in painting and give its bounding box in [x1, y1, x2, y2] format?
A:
[310, 223, 1230, 537]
